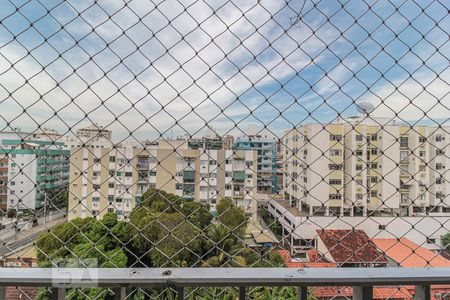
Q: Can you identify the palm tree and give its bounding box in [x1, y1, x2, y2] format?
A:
[202, 224, 246, 267]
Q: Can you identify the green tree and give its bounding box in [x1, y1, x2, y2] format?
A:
[216, 198, 247, 235]
[181, 201, 212, 229]
[150, 213, 204, 267]
[141, 188, 182, 213]
[443, 232, 450, 251]
[202, 224, 248, 267]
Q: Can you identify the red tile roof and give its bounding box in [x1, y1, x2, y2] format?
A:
[317, 229, 388, 264]
[405, 285, 450, 300]
[278, 250, 337, 268]
[372, 238, 450, 268]
[313, 286, 412, 299]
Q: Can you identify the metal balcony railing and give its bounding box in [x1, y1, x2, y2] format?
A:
[0, 268, 449, 300]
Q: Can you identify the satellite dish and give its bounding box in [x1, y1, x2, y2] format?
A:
[356, 101, 375, 114]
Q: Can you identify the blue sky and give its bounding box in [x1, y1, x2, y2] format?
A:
[0, 0, 448, 140]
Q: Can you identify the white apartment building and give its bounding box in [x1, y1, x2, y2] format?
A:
[282, 116, 450, 217]
[76, 123, 112, 140]
[0, 134, 69, 210]
[68, 139, 257, 220]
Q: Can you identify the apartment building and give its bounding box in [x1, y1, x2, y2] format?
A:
[235, 135, 278, 194]
[282, 116, 450, 217]
[68, 139, 257, 220]
[0, 156, 8, 210]
[76, 123, 112, 140]
[0, 139, 69, 210]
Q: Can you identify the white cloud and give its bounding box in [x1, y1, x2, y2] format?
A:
[0, 0, 446, 140]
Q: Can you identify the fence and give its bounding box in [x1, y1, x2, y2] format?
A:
[0, 0, 449, 299]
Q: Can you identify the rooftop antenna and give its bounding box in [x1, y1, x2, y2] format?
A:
[356, 101, 375, 115]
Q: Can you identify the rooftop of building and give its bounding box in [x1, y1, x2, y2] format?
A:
[77, 123, 111, 132]
[313, 286, 412, 299]
[316, 229, 388, 264]
[278, 249, 337, 268]
[242, 221, 279, 247]
[372, 238, 450, 268]
[271, 199, 307, 217]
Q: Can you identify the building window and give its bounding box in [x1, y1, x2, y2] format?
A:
[329, 179, 342, 185]
[436, 135, 444, 142]
[109, 156, 116, 162]
[329, 164, 342, 170]
[400, 136, 408, 148]
[378, 225, 387, 230]
[330, 135, 342, 141]
[426, 238, 436, 244]
[356, 135, 363, 141]
[329, 194, 342, 200]
[92, 197, 100, 203]
[330, 149, 342, 156]
[436, 149, 445, 156]
[125, 172, 133, 177]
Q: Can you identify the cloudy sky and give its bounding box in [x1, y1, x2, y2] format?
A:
[0, 0, 448, 140]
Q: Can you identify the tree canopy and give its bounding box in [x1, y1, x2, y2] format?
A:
[36, 188, 285, 300]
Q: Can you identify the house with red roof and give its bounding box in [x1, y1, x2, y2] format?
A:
[278, 249, 337, 268]
[372, 238, 450, 300]
[278, 249, 413, 300]
[316, 229, 388, 267]
[372, 238, 450, 268]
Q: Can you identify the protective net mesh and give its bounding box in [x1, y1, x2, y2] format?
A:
[0, 0, 449, 299]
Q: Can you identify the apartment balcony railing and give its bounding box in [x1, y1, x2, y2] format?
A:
[0, 268, 449, 300]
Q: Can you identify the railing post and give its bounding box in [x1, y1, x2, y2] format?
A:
[353, 286, 373, 300]
[239, 287, 246, 300]
[177, 287, 185, 300]
[414, 285, 430, 300]
[113, 287, 126, 300]
[51, 287, 66, 300]
[0, 287, 5, 300]
[296, 286, 307, 300]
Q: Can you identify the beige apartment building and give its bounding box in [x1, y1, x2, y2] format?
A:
[282, 116, 450, 217]
[68, 139, 257, 220]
